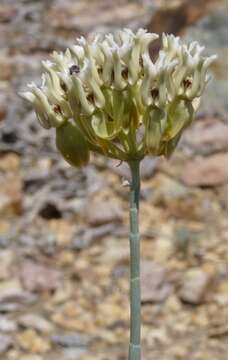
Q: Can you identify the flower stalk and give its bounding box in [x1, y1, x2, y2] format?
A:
[129, 160, 141, 360]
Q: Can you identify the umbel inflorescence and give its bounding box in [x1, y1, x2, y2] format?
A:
[20, 29, 216, 166]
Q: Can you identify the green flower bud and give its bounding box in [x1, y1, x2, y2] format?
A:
[56, 120, 90, 167]
[163, 99, 194, 141]
[92, 110, 121, 140]
[144, 108, 167, 155]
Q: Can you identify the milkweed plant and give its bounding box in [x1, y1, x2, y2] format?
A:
[20, 29, 216, 360]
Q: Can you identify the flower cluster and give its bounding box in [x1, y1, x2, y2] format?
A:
[20, 29, 216, 166]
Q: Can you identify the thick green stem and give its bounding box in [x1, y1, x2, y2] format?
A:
[128, 160, 141, 360]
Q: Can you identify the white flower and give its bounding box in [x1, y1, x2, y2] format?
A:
[20, 29, 217, 162]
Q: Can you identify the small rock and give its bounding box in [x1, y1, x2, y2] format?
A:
[0, 333, 13, 354]
[208, 323, 228, 338]
[192, 350, 219, 360]
[0, 249, 14, 280]
[184, 118, 228, 155]
[51, 310, 96, 334]
[0, 303, 22, 312]
[181, 153, 228, 187]
[48, 1, 145, 33]
[0, 93, 7, 122]
[47, 219, 74, 247]
[6, 350, 21, 360]
[101, 237, 129, 263]
[0, 316, 17, 333]
[86, 165, 107, 194]
[214, 281, 228, 306]
[71, 224, 116, 250]
[0, 280, 37, 306]
[179, 268, 212, 305]
[51, 332, 92, 347]
[0, 4, 18, 23]
[0, 234, 10, 248]
[18, 356, 43, 360]
[165, 294, 182, 314]
[152, 173, 189, 206]
[141, 261, 172, 303]
[0, 173, 22, 215]
[169, 345, 188, 359]
[146, 327, 169, 347]
[17, 329, 50, 353]
[63, 348, 88, 360]
[140, 157, 158, 179]
[96, 301, 128, 327]
[149, 0, 217, 36]
[153, 237, 174, 262]
[0, 153, 20, 172]
[18, 314, 53, 334]
[0, 56, 15, 81]
[86, 200, 123, 227]
[174, 225, 199, 256]
[20, 260, 63, 293]
[57, 251, 75, 268]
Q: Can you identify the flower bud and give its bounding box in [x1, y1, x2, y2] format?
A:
[92, 109, 121, 140]
[56, 120, 90, 167]
[144, 108, 167, 155]
[163, 99, 194, 141]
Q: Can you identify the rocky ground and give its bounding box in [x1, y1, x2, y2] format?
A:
[0, 0, 228, 359]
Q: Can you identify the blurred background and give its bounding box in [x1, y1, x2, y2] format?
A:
[0, 0, 228, 359]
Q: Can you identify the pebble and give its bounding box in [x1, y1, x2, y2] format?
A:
[86, 200, 123, 226]
[141, 261, 172, 303]
[181, 153, 228, 187]
[71, 224, 116, 250]
[153, 237, 174, 262]
[0, 280, 37, 306]
[51, 332, 92, 347]
[0, 249, 14, 280]
[20, 260, 63, 293]
[18, 356, 43, 360]
[18, 314, 53, 334]
[63, 348, 88, 360]
[0, 333, 13, 354]
[0, 93, 7, 121]
[0, 316, 17, 333]
[179, 268, 212, 305]
[184, 118, 228, 155]
[17, 329, 51, 353]
[0, 173, 22, 215]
